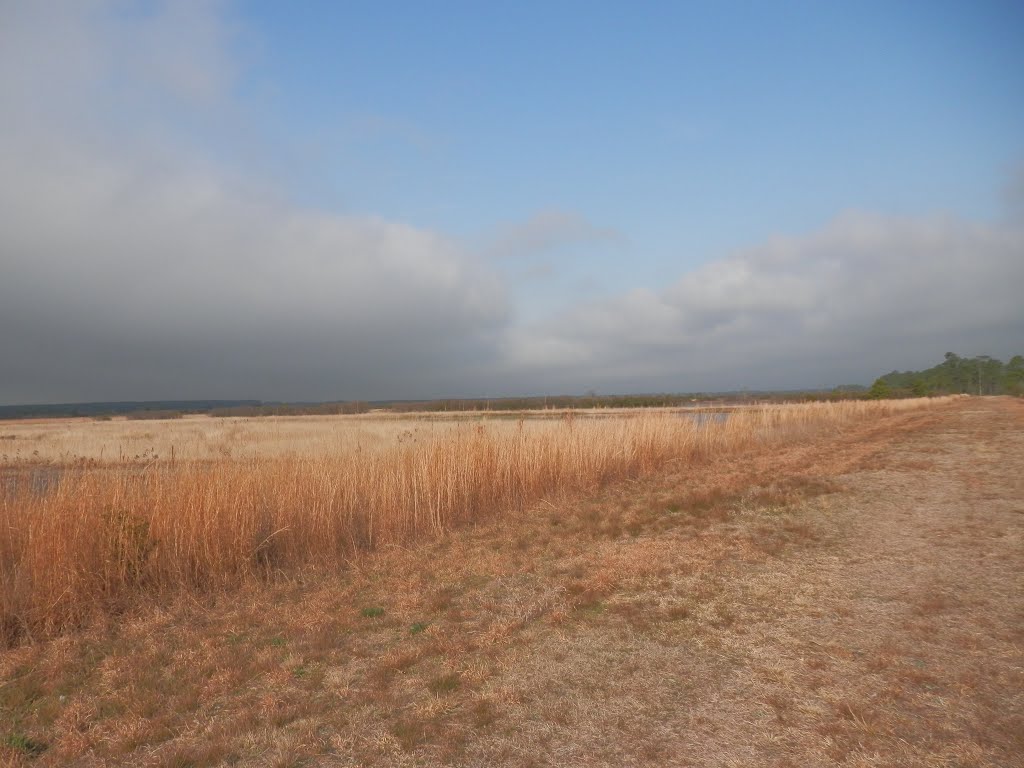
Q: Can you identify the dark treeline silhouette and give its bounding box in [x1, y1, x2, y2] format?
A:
[378, 392, 822, 412]
[209, 402, 370, 417]
[1, 391, 848, 421]
[0, 400, 260, 421]
[9, 354, 1017, 421]
[870, 352, 1024, 399]
[124, 410, 185, 421]
[211, 395, 743, 416]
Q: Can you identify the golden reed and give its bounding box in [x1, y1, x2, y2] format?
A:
[0, 398, 949, 642]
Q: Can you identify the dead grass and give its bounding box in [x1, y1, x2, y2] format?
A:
[2, 395, 1020, 767]
[0, 400, 898, 467]
[0, 398, 950, 644]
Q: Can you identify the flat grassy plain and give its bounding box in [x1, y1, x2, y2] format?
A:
[1, 400, 940, 641]
[1, 397, 1021, 766]
[0, 404, 759, 464]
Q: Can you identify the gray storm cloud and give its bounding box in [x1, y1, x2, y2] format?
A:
[1, 2, 1021, 404]
[0, 153, 511, 401]
[0, 2, 508, 403]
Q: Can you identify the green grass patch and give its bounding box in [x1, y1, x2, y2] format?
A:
[4, 733, 47, 756]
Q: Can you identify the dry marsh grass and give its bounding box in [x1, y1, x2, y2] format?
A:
[0, 405, 749, 465]
[0, 413, 470, 464]
[0, 398, 951, 644]
[1, 396, 1019, 767]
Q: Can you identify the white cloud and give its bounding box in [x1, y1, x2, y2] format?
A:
[500, 211, 1024, 391]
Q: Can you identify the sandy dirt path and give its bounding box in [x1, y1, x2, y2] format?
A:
[460, 397, 1024, 767]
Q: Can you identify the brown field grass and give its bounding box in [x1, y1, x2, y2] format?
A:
[0, 404, 759, 465]
[0, 412, 475, 464]
[0, 396, 1020, 766]
[0, 398, 951, 644]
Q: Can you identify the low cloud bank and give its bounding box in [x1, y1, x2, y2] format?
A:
[0, 2, 506, 403]
[500, 212, 1024, 393]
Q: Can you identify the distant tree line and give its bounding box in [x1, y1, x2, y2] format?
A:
[0, 387, 929, 422]
[12, 355, 1018, 421]
[124, 409, 184, 420]
[209, 402, 370, 417]
[0, 400, 261, 420]
[378, 392, 839, 412]
[386, 394, 702, 412]
[869, 352, 1024, 399]
[214, 394, 756, 416]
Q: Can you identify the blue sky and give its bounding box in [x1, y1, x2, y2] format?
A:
[1, 1, 1022, 402]
[240, 1, 1024, 307]
[244, 2, 1022, 224]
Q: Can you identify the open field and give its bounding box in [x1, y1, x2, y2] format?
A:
[0, 412, 517, 465]
[1, 399, 945, 643]
[0, 404, 758, 465]
[1, 396, 1021, 766]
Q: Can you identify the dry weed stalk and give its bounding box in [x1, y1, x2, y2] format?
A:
[0, 398, 949, 642]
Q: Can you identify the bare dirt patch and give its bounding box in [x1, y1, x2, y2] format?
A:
[1, 398, 1020, 766]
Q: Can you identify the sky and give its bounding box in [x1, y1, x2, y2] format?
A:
[1, 0, 1023, 404]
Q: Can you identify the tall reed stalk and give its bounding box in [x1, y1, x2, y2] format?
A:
[0, 398, 948, 642]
